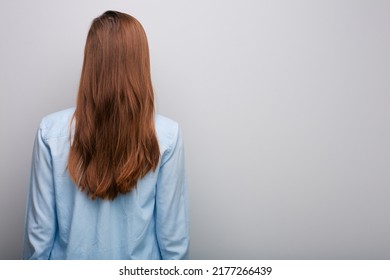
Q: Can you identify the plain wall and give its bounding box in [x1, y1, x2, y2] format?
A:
[0, 0, 389, 259]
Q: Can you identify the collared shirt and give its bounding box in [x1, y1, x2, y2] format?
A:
[22, 107, 189, 259]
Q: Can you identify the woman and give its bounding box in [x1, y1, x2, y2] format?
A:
[22, 11, 189, 260]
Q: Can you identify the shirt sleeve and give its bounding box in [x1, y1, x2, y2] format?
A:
[22, 123, 57, 259]
[155, 126, 189, 260]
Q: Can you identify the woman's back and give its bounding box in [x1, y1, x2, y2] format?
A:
[23, 107, 189, 259]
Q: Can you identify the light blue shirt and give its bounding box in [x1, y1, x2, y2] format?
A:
[23, 108, 189, 259]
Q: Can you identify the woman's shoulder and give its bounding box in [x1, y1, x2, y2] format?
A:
[155, 114, 180, 151]
[38, 109, 181, 146]
[39, 107, 75, 140]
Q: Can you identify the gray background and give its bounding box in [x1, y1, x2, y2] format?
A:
[0, 0, 389, 259]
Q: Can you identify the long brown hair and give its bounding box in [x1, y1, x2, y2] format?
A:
[68, 11, 160, 200]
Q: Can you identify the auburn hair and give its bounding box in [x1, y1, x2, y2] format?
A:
[68, 11, 160, 200]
